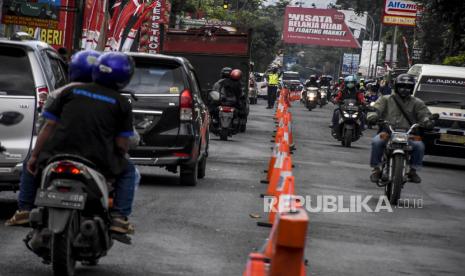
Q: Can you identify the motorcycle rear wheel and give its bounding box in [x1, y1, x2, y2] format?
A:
[52, 211, 78, 276]
[342, 129, 353, 147]
[386, 155, 404, 205]
[220, 129, 228, 141]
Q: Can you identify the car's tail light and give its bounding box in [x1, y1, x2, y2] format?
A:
[180, 89, 193, 121]
[173, 152, 190, 158]
[36, 86, 49, 108]
[52, 162, 82, 175]
[220, 106, 234, 112]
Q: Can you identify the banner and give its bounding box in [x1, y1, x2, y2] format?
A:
[2, 0, 75, 50]
[283, 7, 360, 48]
[342, 53, 360, 75]
[138, 0, 165, 53]
[338, 10, 367, 39]
[359, 41, 383, 76]
[382, 0, 417, 27]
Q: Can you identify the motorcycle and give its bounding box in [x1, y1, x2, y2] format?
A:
[25, 154, 130, 276]
[331, 99, 364, 147]
[375, 116, 437, 205]
[318, 86, 329, 107]
[303, 87, 319, 111]
[208, 91, 239, 141]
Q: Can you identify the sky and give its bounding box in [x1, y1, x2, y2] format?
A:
[264, 0, 336, 8]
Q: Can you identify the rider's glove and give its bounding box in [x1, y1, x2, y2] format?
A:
[422, 120, 435, 130]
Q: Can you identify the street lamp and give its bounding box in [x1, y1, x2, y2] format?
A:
[365, 13, 375, 78]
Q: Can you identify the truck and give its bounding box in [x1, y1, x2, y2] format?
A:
[161, 27, 252, 132]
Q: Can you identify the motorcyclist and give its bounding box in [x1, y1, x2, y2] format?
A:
[265, 66, 280, 109]
[212, 67, 243, 108]
[367, 74, 433, 184]
[330, 75, 366, 128]
[6, 51, 137, 235]
[305, 74, 319, 88]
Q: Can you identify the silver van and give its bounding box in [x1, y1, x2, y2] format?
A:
[0, 38, 67, 191]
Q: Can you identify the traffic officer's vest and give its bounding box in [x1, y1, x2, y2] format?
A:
[268, 73, 279, 85]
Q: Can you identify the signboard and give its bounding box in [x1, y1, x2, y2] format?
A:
[2, 0, 75, 50]
[283, 7, 360, 48]
[382, 0, 418, 27]
[359, 41, 383, 76]
[412, 46, 422, 60]
[338, 10, 367, 39]
[385, 44, 398, 63]
[1, 0, 61, 29]
[342, 53, 360, 75]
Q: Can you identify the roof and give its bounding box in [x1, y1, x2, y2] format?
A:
[413, 64, 465, 78]
[0, 39, 51, 51]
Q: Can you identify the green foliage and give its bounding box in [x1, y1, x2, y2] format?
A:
[443, 54, 465, 67]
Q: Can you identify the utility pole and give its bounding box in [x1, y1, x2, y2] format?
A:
[390, 26, 398, 69]
[366, 14, 375, 78]
[374, 23, 383, 78]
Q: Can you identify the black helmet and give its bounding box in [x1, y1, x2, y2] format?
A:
[221, 67, 232, 78]
[395, 74, 415, 98]
[310, 75, 316, 81]
[394, 74, 415, 98]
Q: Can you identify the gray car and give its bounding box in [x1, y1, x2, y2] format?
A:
[0, 38, 67, 191]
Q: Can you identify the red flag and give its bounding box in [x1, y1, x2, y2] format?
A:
[105, 0, 142, 51]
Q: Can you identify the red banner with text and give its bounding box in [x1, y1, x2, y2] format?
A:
[283, 7, 360, 48]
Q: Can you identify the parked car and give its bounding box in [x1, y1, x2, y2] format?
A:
[0, 38, 68, 192]
[411, 64, 465, 159]
[124, 53, 210, 186]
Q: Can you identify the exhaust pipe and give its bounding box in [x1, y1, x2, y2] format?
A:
[80, 220, 97, 238]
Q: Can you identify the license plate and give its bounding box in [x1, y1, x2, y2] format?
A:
[440, 133, 465, 145]
[35, 189, 87, 210]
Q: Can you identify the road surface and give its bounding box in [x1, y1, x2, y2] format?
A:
[0, 99, 464, 275]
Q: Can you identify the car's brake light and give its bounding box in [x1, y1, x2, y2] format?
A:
[52, 162, 82, 175]
[180, 89, 193, 121]
[36, 86, 49, 108]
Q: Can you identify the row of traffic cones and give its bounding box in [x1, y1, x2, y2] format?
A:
[243, 88, 308, 276]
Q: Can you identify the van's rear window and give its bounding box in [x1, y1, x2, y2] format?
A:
[0, 46, 35, 96]
[126, 62, 185, 94]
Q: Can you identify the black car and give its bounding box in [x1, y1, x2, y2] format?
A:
[124, 53, 210, 186]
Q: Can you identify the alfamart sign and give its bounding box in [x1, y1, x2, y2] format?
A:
[383, 0, 418, 27]
[283, 7, 360, 48]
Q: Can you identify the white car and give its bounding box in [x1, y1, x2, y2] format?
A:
[254, 73, 268, 98]
[410, 64, 465, 158]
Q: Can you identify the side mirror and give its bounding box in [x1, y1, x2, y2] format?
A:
[208, 91, 220, 103]
[430, 113, 439, 120]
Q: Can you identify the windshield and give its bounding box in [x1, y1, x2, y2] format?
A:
[126, 62, 185, 94]
[283, 72, 300, 80]
[416, 76, 465, 107]
[0, 46, 35, 95]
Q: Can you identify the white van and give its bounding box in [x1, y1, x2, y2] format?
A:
[409, 64, 465, 158]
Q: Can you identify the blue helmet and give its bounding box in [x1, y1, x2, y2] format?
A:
[344, 75, 358, 88]
[92, 52, 134, 90]
[69, 50, 101, 82]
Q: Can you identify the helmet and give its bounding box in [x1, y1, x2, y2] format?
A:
[310, 75, 316, 81]
[395, 74, 415, 98]
[344, 75, 357, 89]
[230, 69, 242, 80]
[360, 78, 365, 83]
[92, 52, 134, 90]
[221, 67, 232, 78]
[69, 50, 101, 82]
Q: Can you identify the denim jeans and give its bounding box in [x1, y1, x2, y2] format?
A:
[18, 159, 138, 217]
[370, 134, 425, 169]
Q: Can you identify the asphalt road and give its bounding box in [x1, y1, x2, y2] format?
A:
[0, 98, 464, 276]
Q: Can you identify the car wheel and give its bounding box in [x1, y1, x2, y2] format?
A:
[180, 160, 198, 186]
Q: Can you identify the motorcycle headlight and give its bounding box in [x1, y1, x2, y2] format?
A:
[351, 112, 359, 118]
[343, 111, 350, 118]
[308, 92, 316, 98]
[392, 133, 409, 143]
